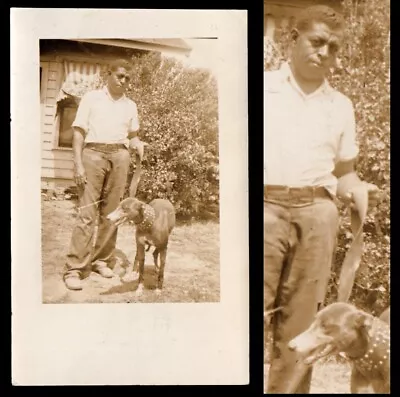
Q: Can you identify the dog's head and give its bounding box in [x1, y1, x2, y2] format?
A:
[288, 302, 374, 365]
[107, 198, 145, 226]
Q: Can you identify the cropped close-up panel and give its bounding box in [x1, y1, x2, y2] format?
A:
[263, 0, 390, 394]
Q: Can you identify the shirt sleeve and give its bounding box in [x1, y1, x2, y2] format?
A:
[71, 92, 92, 134]
[128, 101, 140, 133]
[335, 96, 359, 163]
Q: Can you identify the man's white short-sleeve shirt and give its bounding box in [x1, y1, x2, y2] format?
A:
[264, 62, 359, 195]
[72, 86, 140, 147]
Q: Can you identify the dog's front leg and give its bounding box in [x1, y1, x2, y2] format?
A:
[135, 242, 146, 296]
[121, 256, 139, 283]
[156, 247, 167, 295]
[350, 368, 374, 394]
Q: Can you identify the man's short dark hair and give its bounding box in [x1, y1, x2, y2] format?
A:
[295, 5, 345, 33]
[108, 58, 133, 73]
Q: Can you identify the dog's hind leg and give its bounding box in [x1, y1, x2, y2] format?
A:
[350, 368, 374, 394]
[135, 242, 146, 296]
[156, 246, 167, 295]
[153, 248, 160, 273]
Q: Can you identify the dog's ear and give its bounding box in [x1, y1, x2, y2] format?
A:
[126, 199, 139, 213]
[349, 310, 374, 330]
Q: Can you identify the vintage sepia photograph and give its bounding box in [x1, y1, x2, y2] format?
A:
[40, 37, 220, 304]
[264, 0, 390, 394]
[12, 9, 248, 386]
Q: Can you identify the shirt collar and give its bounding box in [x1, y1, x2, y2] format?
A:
[103, 85, 126, 102]
[280, 61, 333, 98]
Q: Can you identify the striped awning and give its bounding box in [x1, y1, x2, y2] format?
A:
[56, 61, 103, 103]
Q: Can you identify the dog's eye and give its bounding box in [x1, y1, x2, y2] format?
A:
[321, 322, 339, 333]
[319, 320, 328, 329]
[318, 319, 326, 328]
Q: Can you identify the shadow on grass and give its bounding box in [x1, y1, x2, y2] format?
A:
[100, 265, 158, 296]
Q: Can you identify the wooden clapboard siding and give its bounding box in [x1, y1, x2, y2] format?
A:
[40, 59, 74, 188]
[41, 167, 74, 180]
[42, 144, 72, 159]
[42, 158, 73, 170]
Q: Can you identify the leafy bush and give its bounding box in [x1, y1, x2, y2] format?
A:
[120, 53, 219, 220]
[264, 0, 390, 313]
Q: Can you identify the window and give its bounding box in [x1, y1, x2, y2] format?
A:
[58, 99, 77, 148]
[56, 60, 102, 148]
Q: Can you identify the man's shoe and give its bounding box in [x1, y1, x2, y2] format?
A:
[64, 276, 83, 290]
[96, 266, 114, 278]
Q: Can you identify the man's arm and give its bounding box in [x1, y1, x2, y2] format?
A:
[72, 127, 87, 187]
[128, 102, 147, 160]
[334, 159, 380, 210]
[333, 159, 361, 199]
[333, 96, 380, 209]
[127, 130, 138, 140]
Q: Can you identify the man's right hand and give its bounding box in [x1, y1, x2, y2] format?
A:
[74, 163, 87, 188]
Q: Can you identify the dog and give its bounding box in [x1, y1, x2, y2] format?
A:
[288, 302, 390, 394]
[107, 197, 176, 296]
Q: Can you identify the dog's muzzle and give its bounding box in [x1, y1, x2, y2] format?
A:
[107, 208, 127, 226]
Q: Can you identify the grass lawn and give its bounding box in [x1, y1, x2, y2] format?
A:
[41, 199, 220, 304]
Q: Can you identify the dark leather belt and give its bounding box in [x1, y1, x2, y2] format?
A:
[264, 185, 331, 204]
[85, 143, 126, 152]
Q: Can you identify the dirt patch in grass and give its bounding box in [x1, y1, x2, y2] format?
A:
[42, 199, 220, 304]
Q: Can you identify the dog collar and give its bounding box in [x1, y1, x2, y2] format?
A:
[352, 319, 390, 374]
[136, 205, 156, 231]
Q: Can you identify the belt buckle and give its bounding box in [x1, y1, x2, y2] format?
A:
[104, 143, 119, 152]
[291, 186, 314, 204]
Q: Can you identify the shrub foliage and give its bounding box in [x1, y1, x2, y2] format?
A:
[119, 53, 219, 220]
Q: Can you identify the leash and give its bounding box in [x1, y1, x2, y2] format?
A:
[337, 186, 369, 302]
[129, 152, 142, 197]
[285, 185, 370, 394]
[264, 307, 283, 318]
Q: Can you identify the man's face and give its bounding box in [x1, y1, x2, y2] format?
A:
[107, 66, 130, 95]
[291, 22, 343, 82]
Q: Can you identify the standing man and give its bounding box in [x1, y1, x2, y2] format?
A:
[264, 5, 380, 393]
[64, 58, 145, 291]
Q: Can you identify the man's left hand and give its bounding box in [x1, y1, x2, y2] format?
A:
[345, 182, 381, 212]
[129, 137, 148, 161]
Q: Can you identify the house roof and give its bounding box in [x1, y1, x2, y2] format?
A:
[73, 38, 192, 56]
[264, 0, 346, 13]
[133, 38, 192, 51]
